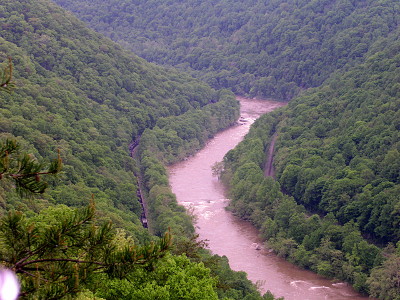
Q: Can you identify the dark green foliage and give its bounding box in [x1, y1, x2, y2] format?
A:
[0, 57, 16, 93]
[0, 0, 234, 233]
[94, 253, 220, 300]
[137, 91, 239, 237]
[0, 1, 272, 298]
[47, 0, 400, 297]
[0, 136, 266, 299]
[54, 0, 400, 100]
[273, 35, 400, 243]
[0, 138, 62, 196]
[0, 138, 172, 299]
[0, 205, 172, 299]
[223, 26, 400, 297]
[367, 244, 400, 300]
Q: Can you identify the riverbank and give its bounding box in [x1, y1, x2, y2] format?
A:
[168, 97, 369, 300]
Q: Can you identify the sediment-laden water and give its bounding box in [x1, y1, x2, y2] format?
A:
[168, 97, 369, 300]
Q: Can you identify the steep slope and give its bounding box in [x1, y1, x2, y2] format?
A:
[47, 0, 400, 297]
[223, 27, 400, 297]
[0, 0, 231, 231]
[0, 1, 281, 299]
[274, 38, 400, 244]
[53, 0, 400, 100]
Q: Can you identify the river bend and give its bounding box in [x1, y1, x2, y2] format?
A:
[168, 97, 368, 300]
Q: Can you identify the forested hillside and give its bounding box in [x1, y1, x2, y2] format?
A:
[53, 0, 400, 100]
[3, 0, 399, 298]
[0, 0, 224, 229]
[0, 0, 275, 299]
[223, 26, 400, 299]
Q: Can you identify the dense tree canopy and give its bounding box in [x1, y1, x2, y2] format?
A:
[223, 26, 400, 297]
[0, 0, 270, 299]
[0, 0, 230, 233]
[53, 0, 400, 100]
[3, 0, 400, 298]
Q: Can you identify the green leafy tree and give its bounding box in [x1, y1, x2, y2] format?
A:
[0, 137, 171, 299]
[96, 253, 218, 300]
[367, 252, 400, 300]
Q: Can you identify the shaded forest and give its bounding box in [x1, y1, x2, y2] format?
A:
[1, 0, 399, 299]
[0, 0, 275, 299]
[223, 26, 400, 299]
[54, 0, 399, 100]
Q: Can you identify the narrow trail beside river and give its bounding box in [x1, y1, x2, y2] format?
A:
[168, 97, 369, 300]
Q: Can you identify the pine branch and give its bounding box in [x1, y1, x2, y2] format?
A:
[16, 258, 106, 270]
[0, 57, 16, 93]
[18, 269, 49, 282]
[0, 138, 62, 196]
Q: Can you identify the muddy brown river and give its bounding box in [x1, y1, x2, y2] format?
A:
[168, 97, 369, 300]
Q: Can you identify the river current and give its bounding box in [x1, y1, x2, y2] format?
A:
[168, 97, 369, 300]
